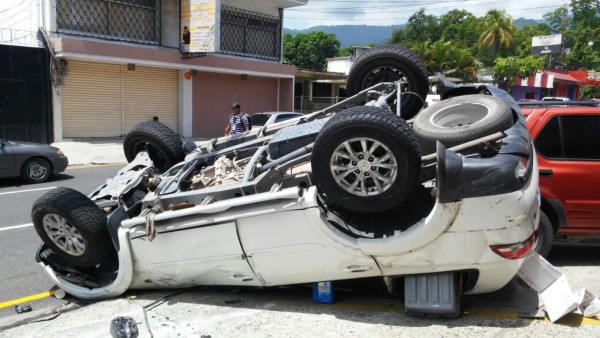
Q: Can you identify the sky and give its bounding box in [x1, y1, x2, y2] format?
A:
[283, 0, 570, 30]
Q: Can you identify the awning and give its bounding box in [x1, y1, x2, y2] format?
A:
[550, 72, 585, 83]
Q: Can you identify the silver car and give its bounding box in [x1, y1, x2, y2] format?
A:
[0, 139, 68, 183]
[251, 112, 304, 127]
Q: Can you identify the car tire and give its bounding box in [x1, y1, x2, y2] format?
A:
[346, 45, 429, 120]
[32, 187, 113, 267]
[21, 157, 51, 183]
[123, 121, 184, 172]
[312, 106, 421, 213]
[535, 210, 554, 257]
[412, 95, 514, 155]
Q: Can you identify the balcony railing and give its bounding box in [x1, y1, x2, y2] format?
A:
[56, 0, 160, 45]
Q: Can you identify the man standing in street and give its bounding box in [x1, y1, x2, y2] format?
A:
[224, 102, 250, 136]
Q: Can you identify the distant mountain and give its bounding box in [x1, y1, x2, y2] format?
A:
[284, 25, 404, 47]
[284, 19, 546, 48]
[514, 18, 545, 29]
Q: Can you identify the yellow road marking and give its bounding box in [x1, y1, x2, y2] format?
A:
[0, 291, 55, 309]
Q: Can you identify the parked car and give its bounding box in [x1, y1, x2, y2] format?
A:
[31, 46, 538, 318]
[251, 112, 304, 127]
[0, 139, 68, 183]
[521, 101, 600, 256]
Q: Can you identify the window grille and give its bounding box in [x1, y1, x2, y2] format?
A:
[56, 0, 160, 45]
[220, 6, 281, 61]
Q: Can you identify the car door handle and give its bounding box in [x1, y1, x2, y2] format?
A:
[539, 169, 553, 177]
[342, 265, 373, 273]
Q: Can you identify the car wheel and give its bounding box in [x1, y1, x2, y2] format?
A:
[412, 95, 514, 155]
[312, 106, 421, 213]
[21, 157, 51, 183]
[32, 187, 113, 267]
[124, 121, 184, 172]
[535, 210, 554, 257]
[346, 45, 429, 120]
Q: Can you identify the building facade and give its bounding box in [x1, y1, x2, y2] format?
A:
[1, 0, 307, 141]
[512, 69, 588, 101]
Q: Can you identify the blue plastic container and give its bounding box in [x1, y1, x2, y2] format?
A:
[312, 281, 335, 304]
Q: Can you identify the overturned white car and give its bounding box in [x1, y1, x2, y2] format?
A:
[32, 46, 539, 317]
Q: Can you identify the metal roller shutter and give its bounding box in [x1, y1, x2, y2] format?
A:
[123, 66, 179, 133]
[62, 61, 123, 137]
[62, 62, 179, 137]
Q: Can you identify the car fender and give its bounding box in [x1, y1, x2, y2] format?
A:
[356, 202, 460, 256]
[39, 227, 134, 300]
[541, 197, 568, 230]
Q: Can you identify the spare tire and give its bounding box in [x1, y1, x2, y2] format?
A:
[32, 187, 113, 267]
[312, 106, 421, 213]
[124, 121, 184, 172]
[346, 45, 429, 120]
[412, 95, 514, 155]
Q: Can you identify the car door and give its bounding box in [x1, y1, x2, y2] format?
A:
[0, 140, 15, 177]
[128, 221, 262, 287]
[533, 112, 600, 233]
[237, 208, 381, 286]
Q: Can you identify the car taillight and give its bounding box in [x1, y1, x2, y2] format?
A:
[490, 231, 537, 259]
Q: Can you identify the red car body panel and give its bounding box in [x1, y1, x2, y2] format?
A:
[524, 106, 600, 237]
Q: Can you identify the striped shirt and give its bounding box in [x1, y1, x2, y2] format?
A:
[229, 113, 249, 134]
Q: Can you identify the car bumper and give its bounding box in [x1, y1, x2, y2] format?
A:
[51, 156, 69, 174]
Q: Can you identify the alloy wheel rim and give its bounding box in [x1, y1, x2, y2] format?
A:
[329, 137, 398, 197]
[42, 213, 86, 256]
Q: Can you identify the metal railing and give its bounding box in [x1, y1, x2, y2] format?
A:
[0, 28, 42, 47]
[56, 0, 160, 45]
[220, 6, 281, 61]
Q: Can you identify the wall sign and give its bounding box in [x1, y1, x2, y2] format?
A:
[180, 0, 219, 54]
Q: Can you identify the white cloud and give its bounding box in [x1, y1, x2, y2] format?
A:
[284, 0, 570, 30]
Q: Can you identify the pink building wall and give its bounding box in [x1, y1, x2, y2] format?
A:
[192, 72, 294, 137]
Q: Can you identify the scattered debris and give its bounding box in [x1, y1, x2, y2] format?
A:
[517, 253, 600, 322]
[28, 312, 61, 323]
[14, 304, 32, 314]
[110, 316, 139, 338]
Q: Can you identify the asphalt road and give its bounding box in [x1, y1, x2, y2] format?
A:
[0, 164, 123, 318]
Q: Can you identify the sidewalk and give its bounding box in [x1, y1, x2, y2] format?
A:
[52, 137, 213, 167]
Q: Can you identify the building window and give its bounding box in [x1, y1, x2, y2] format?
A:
[220, 6, 281, 61]
[525, 92, 535, 99]
[56, 0, 160, 45]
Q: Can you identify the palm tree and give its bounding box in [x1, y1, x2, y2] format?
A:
[478, 10, 517, 60]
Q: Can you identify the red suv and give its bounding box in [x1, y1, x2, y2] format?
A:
[521, 102, 600, 256]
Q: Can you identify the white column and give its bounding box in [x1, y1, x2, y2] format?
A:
[179, 70, 193, 138]
[52, 85, 63, 142]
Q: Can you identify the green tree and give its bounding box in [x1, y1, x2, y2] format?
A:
[389, 8, 440, 51]
[543, 7, 570, 33]
[563, 0, 600, 70]
[492, 56, 545, 92]
[439, 9, 479, 45]
[282, 31, 340, 70]
[419, 41, 476, 82]
[478, 10, 517, 62]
